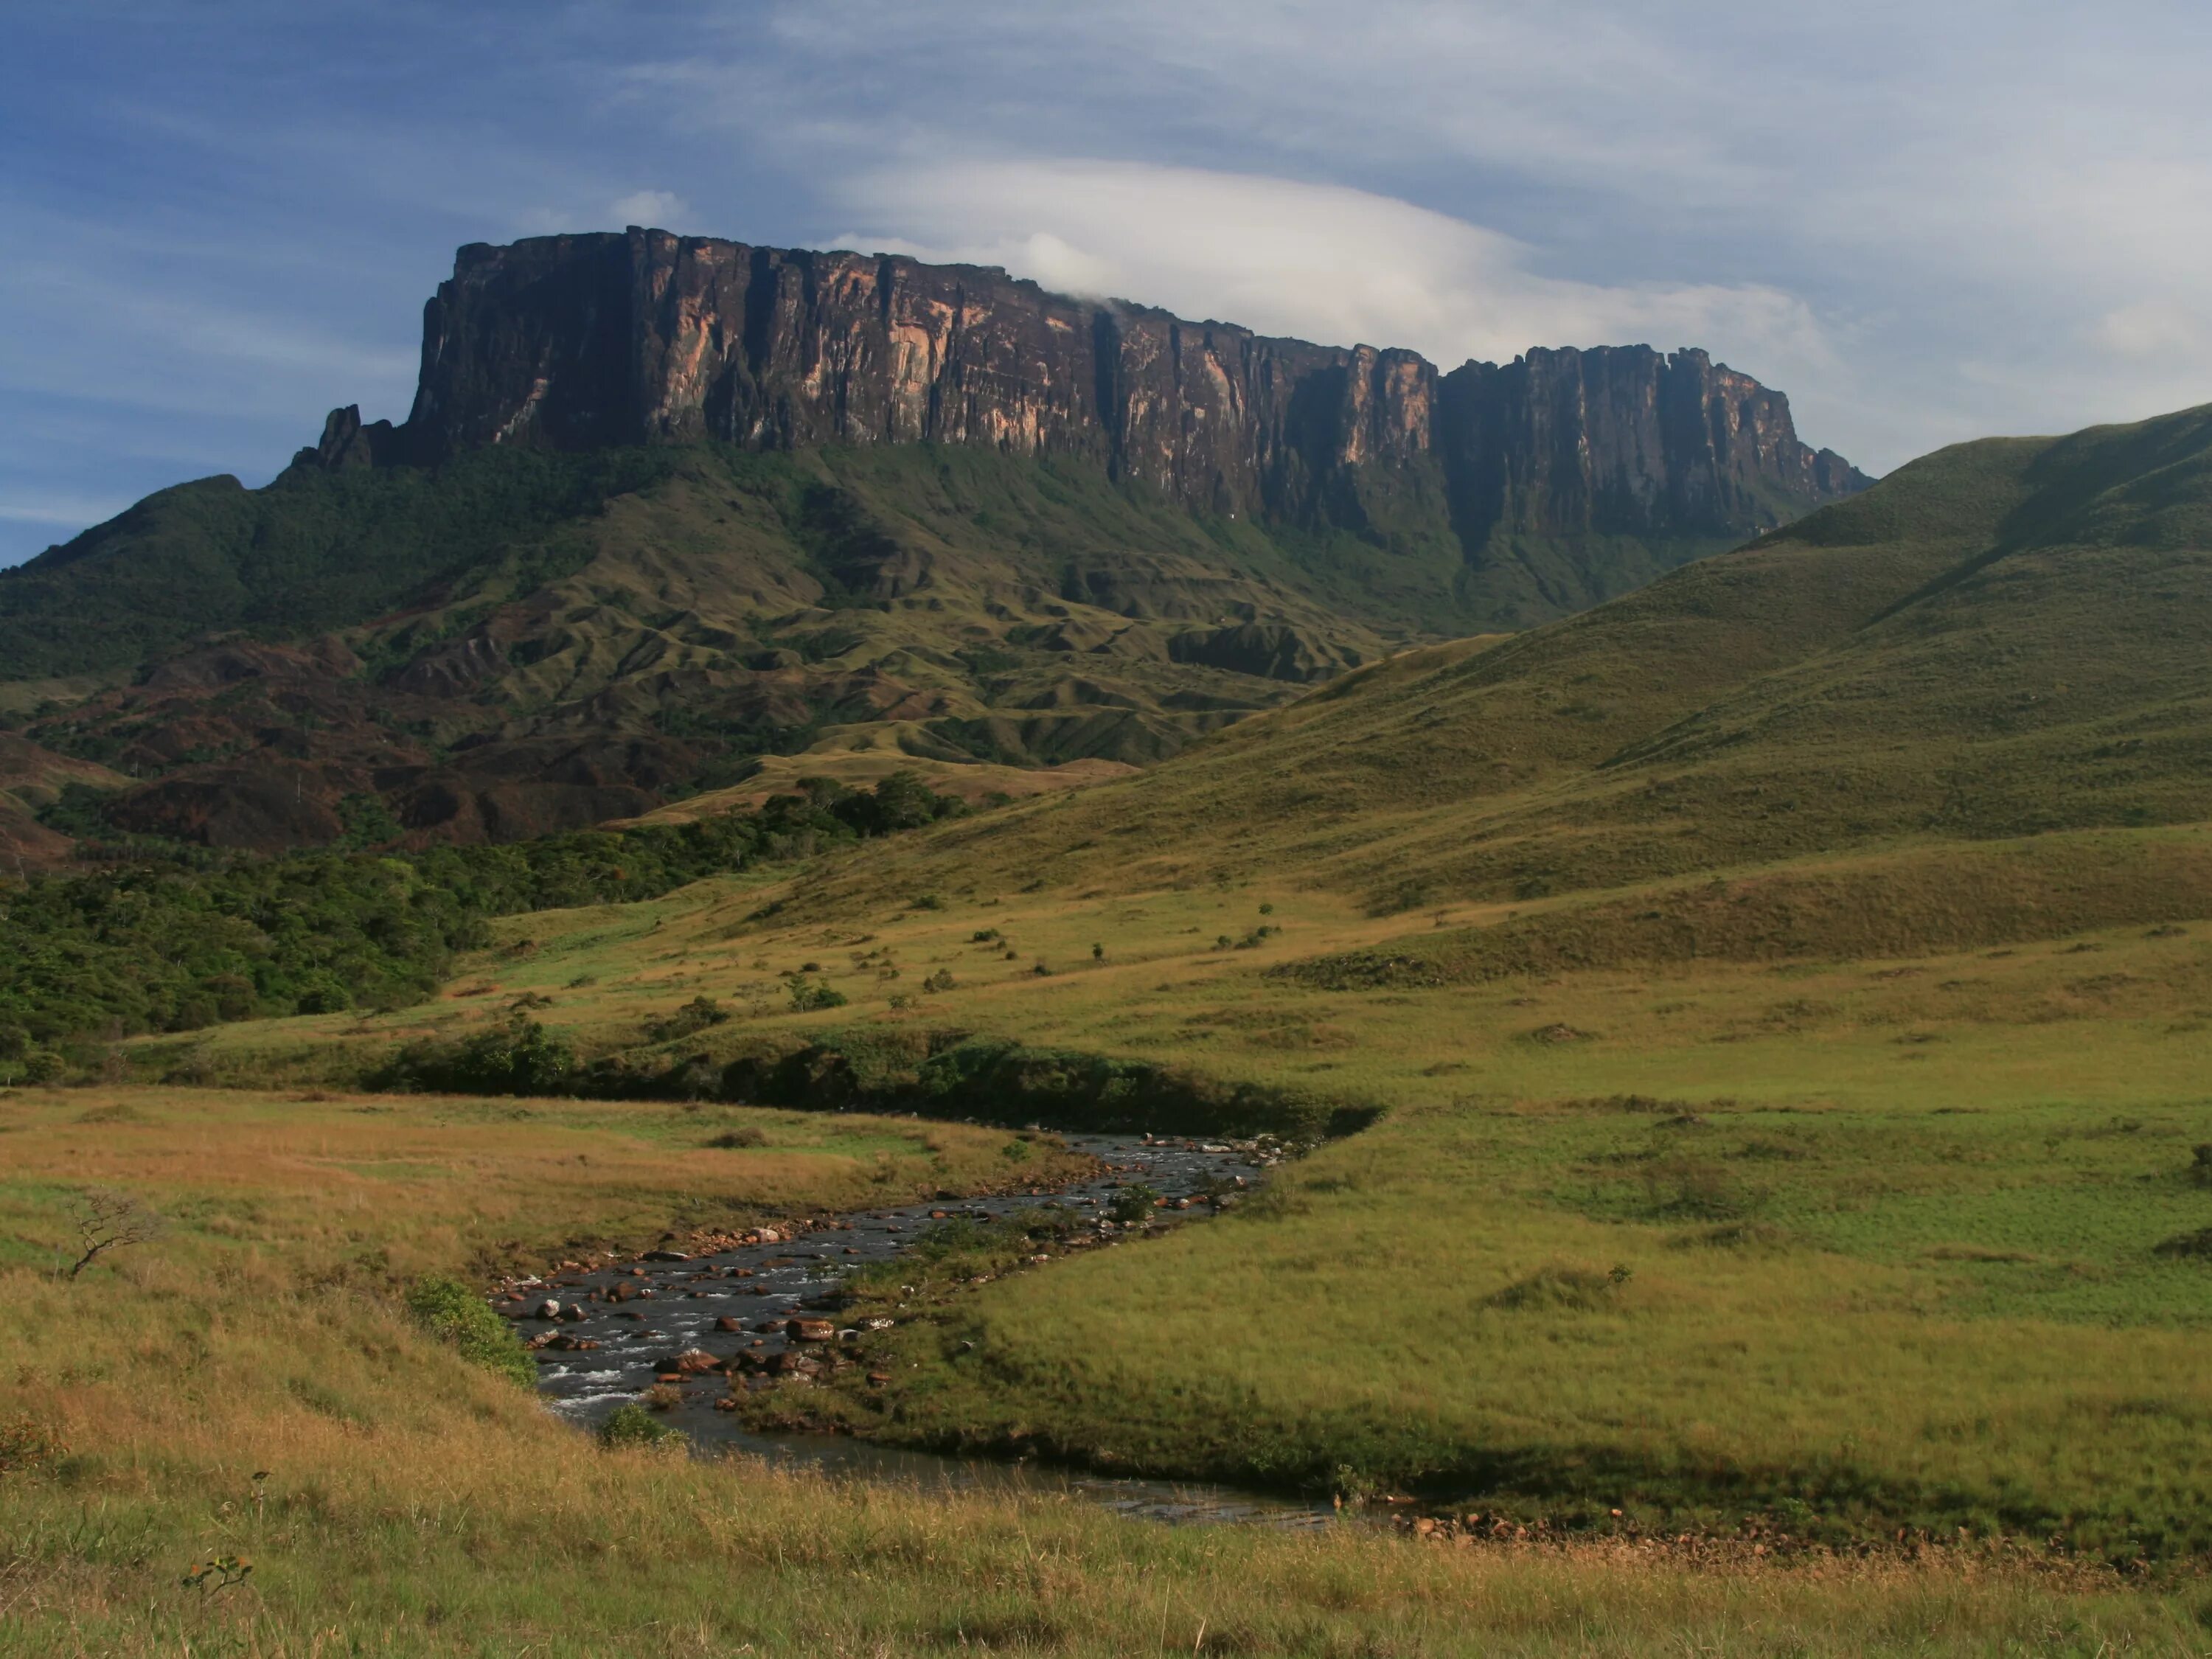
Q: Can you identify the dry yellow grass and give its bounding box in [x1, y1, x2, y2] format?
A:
[1, 1082, 2206, 1654]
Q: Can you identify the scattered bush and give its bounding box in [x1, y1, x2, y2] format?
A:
[1486, 1264, 1632, 1311]
[2153, 1227, 2212, 1261]
[2192, 1144, 2212, 1188]
[647, 995, 729, 1043]
[404, 1276, 534, 1385]
[707, 1125, 768, 1150]
[922, 970, 956, 994]
[66, 1188, 164, 1279]
[597, 1402, 682, 1448]
[1108, 1183, 1160, 1224]
[0, 1411, 64, 1478]
[785, 975, 848, 1012]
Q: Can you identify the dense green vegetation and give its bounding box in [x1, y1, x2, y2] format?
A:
[0, 772, 959, 1060]
[0, 434, 1772, 692]
[403, 1275, 535, 1386]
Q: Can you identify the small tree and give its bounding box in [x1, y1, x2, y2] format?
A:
[66, 1189, 164, 1279]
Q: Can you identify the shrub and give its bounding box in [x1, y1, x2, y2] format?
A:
[2153, 1227, 2212, 1261]
[0, 1411, 64, 1478]
[785, 975, 848, 1012]
[2192, 1144, 2212, 1188]
[65, 1188, 165, 1278]
[707, 1125, 768, 1150]
[647, 995, 729, 1043]
[1485, 1265, 1630, 1311]
[372, 1015, 576, 1096]
[922, 970, 956, 994]
[404, 1276, 535, 1385]
[597, 1402, 683, 1449]
[1109, 1183, 1160, 1224]
[292, 976, 351, 1015]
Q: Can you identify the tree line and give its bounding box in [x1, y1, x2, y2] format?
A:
[0, 772, 961, 1072]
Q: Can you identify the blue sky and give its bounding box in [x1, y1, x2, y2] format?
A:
[7, 0, 2211, 566]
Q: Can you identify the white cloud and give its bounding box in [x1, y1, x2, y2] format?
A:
[612, 188, 692, 229]
[835, 159, 1837, 389]
[646, 0, 2212, 468]
[2093, 299, 2212, 363]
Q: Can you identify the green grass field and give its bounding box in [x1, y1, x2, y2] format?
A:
[131, 818, 2212, 1567]
[4, 1083, 2211, 1656]
[13, 403, 2212, 1651]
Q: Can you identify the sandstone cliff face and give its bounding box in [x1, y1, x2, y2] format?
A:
[393, 229, 1868, 548]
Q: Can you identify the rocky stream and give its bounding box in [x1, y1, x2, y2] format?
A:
[498, 1131, 1339, 1526]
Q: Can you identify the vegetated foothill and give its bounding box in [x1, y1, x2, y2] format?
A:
[0, 771, 959, 1057]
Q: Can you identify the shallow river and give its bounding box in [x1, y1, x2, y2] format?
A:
[508, 1132, 1338, 1527]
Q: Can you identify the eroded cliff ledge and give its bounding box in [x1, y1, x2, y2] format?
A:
[349, 229, 1867, 576]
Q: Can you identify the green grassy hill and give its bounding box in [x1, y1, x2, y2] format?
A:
[783, 403, 2212, 924]
[14, 402, 2212, 1650]
[0, 410, 1845, 856]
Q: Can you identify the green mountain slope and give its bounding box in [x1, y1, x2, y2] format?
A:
[781, 402, 2212, 922]
[0, 448, 678, 682]
[0, 445, 1444, 852]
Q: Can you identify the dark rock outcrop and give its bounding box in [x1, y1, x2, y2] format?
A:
[374, 228, 1868, 550]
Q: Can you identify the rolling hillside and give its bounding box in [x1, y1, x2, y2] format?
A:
[0, 232, 1865, 857]
[784, 402, 2212, 924]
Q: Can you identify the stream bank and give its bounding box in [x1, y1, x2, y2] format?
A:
[504, 1130, 1337, 1526]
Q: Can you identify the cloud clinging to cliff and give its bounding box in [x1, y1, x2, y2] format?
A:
[833, 159, 1837, 402]
[6, 0, 2212, 559]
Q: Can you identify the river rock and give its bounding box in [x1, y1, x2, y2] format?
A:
[664, 1349, 721, 1375]
[532, 1299, 561, 1320]
[714, 1315, 745, 1332]
[556, 1304, 588, 1323]
[787, 1318, 835, 1343]
[642, 1249, 690, 1262]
